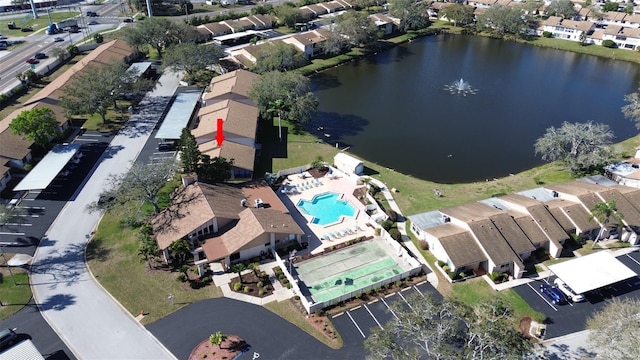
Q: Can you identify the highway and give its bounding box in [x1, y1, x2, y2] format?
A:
[0, 2, 127, 94]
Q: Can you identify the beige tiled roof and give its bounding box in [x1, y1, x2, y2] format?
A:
[441, 202, 503, 223]
[509, 210, 549, 247]
[195, 100, 258, 140]
[205, 69, 259, 101]
[499, 193, 540, 208]
[604, 25, 640, 38]
[597, 189, 640, 227]
[198, 22, 233, 36]
[612, 186, 640, 212]
[425, 223, 487, 268]
[526, 204, 568, 244]
[468, 219, 522, 268]
[490, 213, 536, 254]
[562, 202, 598, 233]
[544, 199, 578, 233]
[547, 181, 606, 196]
[0, 129, 33, 161]
[219, 141, 256, 172]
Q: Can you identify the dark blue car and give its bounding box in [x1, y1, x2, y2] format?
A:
[540, 284, 567, 305]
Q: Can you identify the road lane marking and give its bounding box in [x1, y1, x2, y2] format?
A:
[364, 304, 383, 330]
[413, 285, 424, 297]
[380, 297, 399, 320]
[397, 290, 413, 309]
[346, 310, 366, 338]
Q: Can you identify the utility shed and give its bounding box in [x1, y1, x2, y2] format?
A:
[548, 251, 637, 294]
[333, 153, 363, 175]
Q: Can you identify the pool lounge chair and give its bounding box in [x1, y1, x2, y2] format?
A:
[331, 231, 341, 238]
[322, 234, 330, 241]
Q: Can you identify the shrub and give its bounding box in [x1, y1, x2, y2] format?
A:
[201, 353, 207, 358]
[257, 281, 264, 288]
[602, 39, 617, 48]
[489, 271, 502, 282]
[243, 286, 250, 293]
[442, 265, 450, 272]
[278, 274, 286, 281]
[258, 289, 265, 296]
[459, 272, 466, 279]
[260, 271, 268, 278]
[418, 240, 429, 250]
[190, 279, 201, 289]
[542, 31, 552, 38]
[252, 256, 261, 263]
[177, 273, 187, 282]
[381, 219, 393, 231]
[437, 260, 446, 267]
[233, 282, 242, 291]
[355, 292, 362, 299]
[315, 309, 323, 316]
[286, 283, 292, 289]
[448, 272, 458, 280]
[93, 32, 104, 44]
[294, 295, 300, 300]
[386, 209, 398, 222]
[345, 240, 351, 246]
[389, 228, 401, 241]
[368, 183, 381, 196]
[374, 286, 381, 293]
[201, 276, 211, 283]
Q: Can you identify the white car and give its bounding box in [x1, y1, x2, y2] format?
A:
[554, 278, 585, 302]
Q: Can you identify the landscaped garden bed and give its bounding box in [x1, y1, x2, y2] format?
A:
[229, 270, 274, 298]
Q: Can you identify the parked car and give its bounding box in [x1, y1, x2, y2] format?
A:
[540, 284, 567, 305]
[88, 20, 99, 25]
[123, 17, 133, 23]
[554, 278, 585, 302]
[158, 142, 177, 151]
[34, 52, 47, 59]
[53, 36, 64, 42]
[0, 328, 18, 350]
[25, 58, 39, 64]
[0, 34, 6, 39]
[20, 26, 33, 32]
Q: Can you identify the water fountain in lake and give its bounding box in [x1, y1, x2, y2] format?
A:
[444, 78, 477, 96]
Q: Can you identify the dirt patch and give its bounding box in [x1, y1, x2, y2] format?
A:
[352, 186, 368, 206]
[189, 334, 248, 360]
[519, 317, 532, 338]
[308, 167, 329, 178]
[229, 271, 274, 298]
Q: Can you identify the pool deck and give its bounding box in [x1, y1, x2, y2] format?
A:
[277, 170, 376, 255]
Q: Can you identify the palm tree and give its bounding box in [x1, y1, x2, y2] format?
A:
[266, 99, 289, 142]
[248, 262, 260, 276]
[231, 263, 246, 284]
[589, 200, 624, 249]
[209, 331, 227, 349]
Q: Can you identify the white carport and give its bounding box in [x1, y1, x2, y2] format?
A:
[0, 339, 45, 360]
[548, 251, 637, 295]
[13, 144, 81, 191]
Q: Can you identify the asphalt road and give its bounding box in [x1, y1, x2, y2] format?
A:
[0, 299, 76, 360]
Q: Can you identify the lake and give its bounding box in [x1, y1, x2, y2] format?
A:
[309, 34, 640, 184]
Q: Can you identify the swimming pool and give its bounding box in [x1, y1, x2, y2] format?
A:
[297, 192, 355, 226]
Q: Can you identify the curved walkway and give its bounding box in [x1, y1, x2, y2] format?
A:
[367, 178, 438, 288]
[29, 72, 181, 359]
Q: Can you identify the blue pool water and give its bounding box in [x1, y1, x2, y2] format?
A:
[297, 192, 355, 226]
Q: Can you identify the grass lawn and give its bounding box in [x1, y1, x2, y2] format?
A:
[0, 12, 79, 36]
[450, 277, 546, 323]
[87, 212, 223, 325]
[263, 300, 343, 349]
[0, 269, 31, 321]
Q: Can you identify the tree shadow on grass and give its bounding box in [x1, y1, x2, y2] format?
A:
[85, 237, 110, 262]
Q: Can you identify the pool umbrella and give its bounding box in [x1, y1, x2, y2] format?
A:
[345, 278, 354, 286]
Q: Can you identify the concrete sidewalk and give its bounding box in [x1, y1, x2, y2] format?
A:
[367, 178, 439, 288]
[30, 71, 182, 359]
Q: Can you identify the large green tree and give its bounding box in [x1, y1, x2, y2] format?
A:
[123, 17, 198, 57]
[10, 107, 60, 147]
[534, 121, 614, 175]
[587, 298, 640, 360]
[388, 0, 431, 31]
[94, 158, 176, 215]
[248, 71, 319, 125]
[251, 42, 309, 73]
[589, 200, 623, 249]
[198, 155, 233, 182]
[334, 11, 380, 48]
[621, 84, 640, 130]
[440, 4, 476, 27]
[61, 61, 154, 123]
[273, 4, 302, 29]
[364, 293, 533, 360]
[476, 5, 528, 38]
[546, 0, 577, 18]
[163, 42, 224, 81]
[179, 128, 201, 174]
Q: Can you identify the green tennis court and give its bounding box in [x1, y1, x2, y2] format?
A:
[295, 239, 405, 303]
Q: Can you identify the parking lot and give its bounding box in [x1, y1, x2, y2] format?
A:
[331, 281, 442, 345]
[513, 251, 640, 339]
